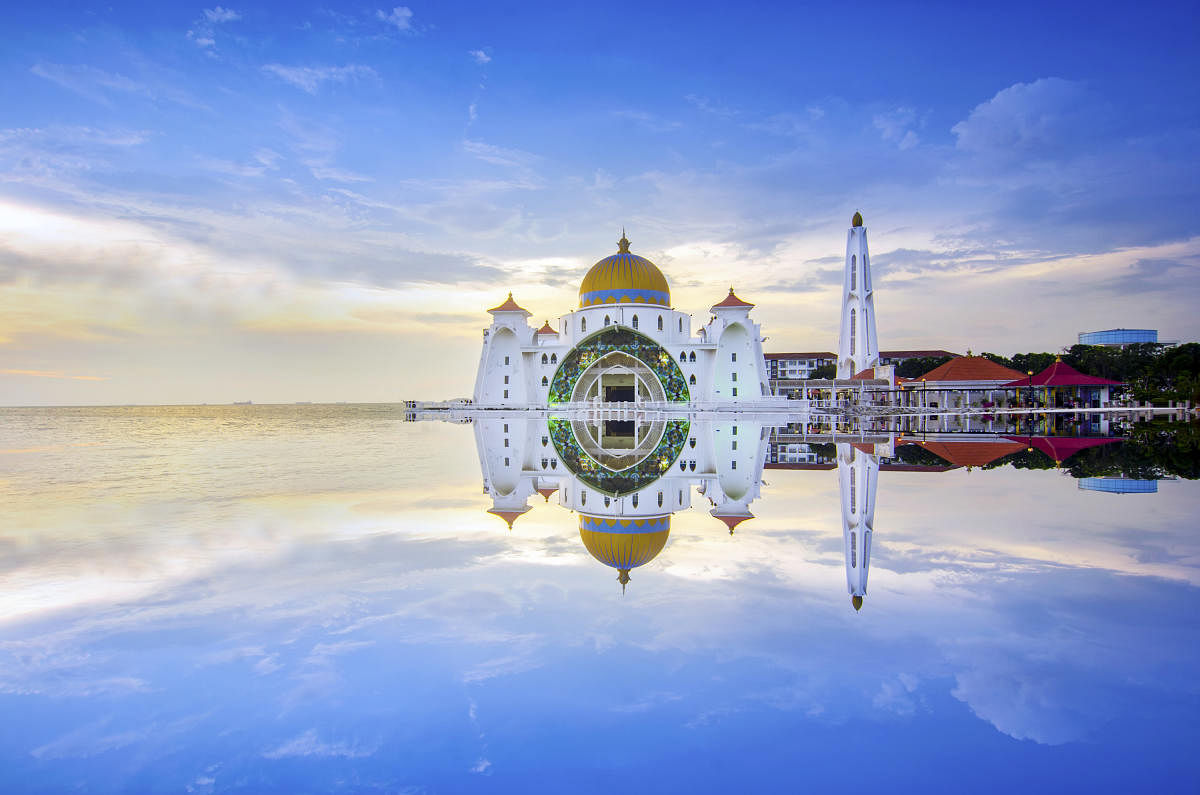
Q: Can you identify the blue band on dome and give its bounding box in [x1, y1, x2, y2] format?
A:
[580, 516, 670, 534]
[580, 288, 670, 306]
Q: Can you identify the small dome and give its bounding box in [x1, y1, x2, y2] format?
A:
[852, 211, 864, 227]
[579, 232, 670, 309]
[578, 515, 670, 570]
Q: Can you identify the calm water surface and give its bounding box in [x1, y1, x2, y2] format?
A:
[1, 405, 1198, 793]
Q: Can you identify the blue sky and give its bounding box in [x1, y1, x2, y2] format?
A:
[2, 1, 1199, 403]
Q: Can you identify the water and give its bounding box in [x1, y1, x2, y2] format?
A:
[1, 405, 1198, 793]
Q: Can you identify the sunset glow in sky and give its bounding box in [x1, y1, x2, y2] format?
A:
[2, 0, 1198, 404]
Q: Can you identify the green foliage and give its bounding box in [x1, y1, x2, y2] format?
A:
[981, 342, 1200, 403]
[1066, 420, 1200, 480]
[894, 357, 950, 378]
[810, 363, 837, 379]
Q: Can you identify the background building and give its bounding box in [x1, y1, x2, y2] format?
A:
[1078, 328, 1158, 347]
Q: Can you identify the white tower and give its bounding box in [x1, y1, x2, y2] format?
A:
[836, 212, 879, 379]
[837, 441, 878, 611]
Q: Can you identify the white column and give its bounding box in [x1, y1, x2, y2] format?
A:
[837, 212, 880, 379]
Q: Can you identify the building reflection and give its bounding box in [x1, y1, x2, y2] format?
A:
[466, 411, 1141, 607]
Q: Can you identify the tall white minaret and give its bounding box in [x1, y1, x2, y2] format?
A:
[837, 441, 877, 612]
[836, 211, 879, 379]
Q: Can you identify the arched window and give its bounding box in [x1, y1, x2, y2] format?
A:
[541, 436, 548, 446]
[657, 492, 663, 507]
[678, 318, 683, 332]
[604, 315, 611, 327]
[680, 351, 687, 362]
[851, 532, 857, 568]
[689, 461, 695, 471]
[850, 467, 857, 513]
[689, 351, 696, 362]
[581, 318, 586, 333]
[550, 353, 557, 364]
[581, 491, 586, 506]
[657, 316, 663, 331]
[541, 376, 548, 386]
[680, 460, 686, 471]
[632, 315, 639, 329]
[850, 309, 857, 355]
[851, 255, 857, 291]
[689, 438, 696, 448]
[689, 374, 697, 385]
[678, 490, 683, 504]
[541, 353, 548, 364]
[632, 494, 638, 508]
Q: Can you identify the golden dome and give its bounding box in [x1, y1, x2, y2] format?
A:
[578, 515, 670, 571]
[852, 211, 864, 227]
[579, 232, 670, 309]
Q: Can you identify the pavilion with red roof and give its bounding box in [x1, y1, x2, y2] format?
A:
[903, 355, 1027, 410]
[1001, 357, 1122, 409]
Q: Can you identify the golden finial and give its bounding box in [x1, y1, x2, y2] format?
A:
[1055, 355, 1062, 363]
[852, 595, 863, 611]
[618, 568, 630, 594]
[852, 211, 864, 227]
[617, 229, 631, 253]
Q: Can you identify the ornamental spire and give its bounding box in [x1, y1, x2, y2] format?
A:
[617, 228, 631, 253]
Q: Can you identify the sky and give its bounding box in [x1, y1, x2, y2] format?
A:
[2, 0, 1199, 405]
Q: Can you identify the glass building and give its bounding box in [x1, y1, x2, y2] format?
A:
[1078, 328, 1158, 346]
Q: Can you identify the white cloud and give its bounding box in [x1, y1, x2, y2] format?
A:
[873, 107, 920, 149]
[203, 6, 241, 23]
[376, 6, 413, 31]
[468, 49, 491, 65]
[262, 63, 377, 94]
[952, 77, 1104, 156]
[262, 728, 379, 759]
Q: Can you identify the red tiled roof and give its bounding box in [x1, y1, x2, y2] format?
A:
[764, 352, 836, 359]
[850, 368, 876, 380]
[711, 287, 754, 310]
[712, 510, 753, 533]
[1002, 435, 1121, 463]
[901, 439, 1027, 468]
[488, 293, 531, 314]
[914, 356, 1026, 383]
[536, 321, 558, 335]
[487, 507, 529, 528]
[1000, 359, 1122, 388]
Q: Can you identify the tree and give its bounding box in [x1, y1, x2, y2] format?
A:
[810, 364, 837, 379]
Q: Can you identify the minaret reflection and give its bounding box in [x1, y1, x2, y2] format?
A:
[837, 436, 890, 612]
[473, 413, 769, 591]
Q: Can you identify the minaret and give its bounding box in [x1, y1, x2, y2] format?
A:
[836, 211, 879, 379]
[837, 441, 877, 611]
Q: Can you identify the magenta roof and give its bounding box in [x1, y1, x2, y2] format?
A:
[1001, 359, 1123, 388]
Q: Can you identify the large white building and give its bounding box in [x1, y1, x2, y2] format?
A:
[473, 232, 770, 408]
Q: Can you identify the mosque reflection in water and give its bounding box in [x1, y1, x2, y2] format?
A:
[472, 411, 1138, 609]
[474, 411, 885, 608]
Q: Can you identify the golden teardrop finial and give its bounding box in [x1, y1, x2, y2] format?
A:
[618, 568, 630, 594]
[852, 211, 864, 227]
[852, 595, 863, 611]
[617, 229, 631, 253]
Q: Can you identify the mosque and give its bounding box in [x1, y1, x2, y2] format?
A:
[466, 215, 885, 607]
[473, 231, 771, 408]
